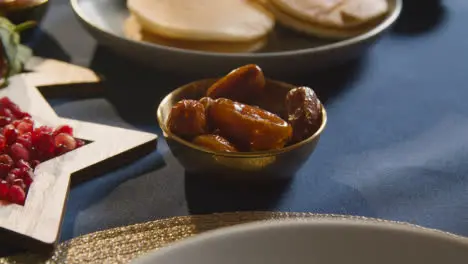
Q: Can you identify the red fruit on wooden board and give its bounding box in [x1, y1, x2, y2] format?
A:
[34, 132, 55, 160]
[76, 139, 85, 148]
[0, 154, 13, 177]
[12, 178, 26, 191]
[8, 185, 25, 205]
[0, 134, 6, 151]
[3, 124, 18, 145]
[0, 96, 86, 205]
[17, 132, 32, 149]
[30, 159, 40, 169]
[16, 120, 33, 134]
[55, 133, 77, 150]
[53, 125, 73, 137]
[0, 180, 8, 199]
[0, 107, 14, 119]
[0, 116, 11, 127]
[21, 168, 33, 187]
[16, 159, 31, 170]
[10, 143, 30, 161]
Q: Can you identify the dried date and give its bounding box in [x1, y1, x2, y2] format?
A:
[167, 99, 207, 139]
[192, 134, 238, 152]
[285, 87, 322, 143]
[208, 98, 292, 151]
[199, 97, 214, 110]
[206, 64, 265, 103]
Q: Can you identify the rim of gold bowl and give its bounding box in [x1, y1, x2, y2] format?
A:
[0, 0, 48, 11]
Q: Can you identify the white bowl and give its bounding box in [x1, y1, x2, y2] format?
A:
[71, 0, 401, 77]
[132, 217, 468, 264]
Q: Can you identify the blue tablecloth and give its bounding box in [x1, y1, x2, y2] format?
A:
[33, 0, 468, 241]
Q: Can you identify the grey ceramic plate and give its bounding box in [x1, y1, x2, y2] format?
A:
[132, 217, 468, 264]
[71, 0, 402, 77]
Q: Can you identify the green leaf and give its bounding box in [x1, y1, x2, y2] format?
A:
[0, 17, 34, 87]
[17, 44, 32, 68]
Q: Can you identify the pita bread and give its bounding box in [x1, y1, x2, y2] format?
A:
[266, 1, 377, 39]
[270, 0, 388, 29]
[340, 0, 389, 22]
[127, 0, 275, 42]
[123, 15, 267, 53]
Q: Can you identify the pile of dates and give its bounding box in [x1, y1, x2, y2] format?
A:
[167, 64, 323, 152]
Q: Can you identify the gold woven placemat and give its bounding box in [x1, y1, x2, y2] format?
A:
[0, 211, 462, 264]
[0, 212, 357, 264]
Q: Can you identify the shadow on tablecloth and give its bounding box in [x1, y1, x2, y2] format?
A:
[184, 173, 292, 214]
[26, 28, 71, 63]
[392, 0, 446, 36]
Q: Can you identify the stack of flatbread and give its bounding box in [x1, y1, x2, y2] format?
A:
[126, 0, 275, 52]
[125, 0, 389, 52]
[265, 0, 389, 38]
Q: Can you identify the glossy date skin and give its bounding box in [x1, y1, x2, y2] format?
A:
[206, 64, 265, 103]
[199, 97, 215, 132]
[285, 87, 322, 143]
[192, 134, 238, 152]
[168, 99, 207, 139]
[208, 98, 292, 151]
[199, 97, 214, 110]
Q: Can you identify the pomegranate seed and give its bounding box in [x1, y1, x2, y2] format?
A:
[17, 133, 32, 149]
[5, 172, 17, 184]
[0, 180, 8, 199]
[55, 133, 77, 150]
[8, 185, 25, 205]
[21, 117, 34, 125]
[21, 168, 33, 186]
[3, 125, 18, 145]
[0, 116, 11, 127]
[16, 159, 31, 170]
[12, 179, 26, 190]
[10, 143, 30, 161]
[17, 112, 28, 119]
[5, 101, 25, 119]
[32, 126, 53, 145]
[0, 97, 13, 106]
[16, 121, 33, 134]
[7, 167, 24, 183]
[36, 126, 53, 135]
[0, 167, 9, 178]
[12, 120, 21, 127]
[11, 167, 23, 176]
[0, 154, 13, 177]
[0, 107, 14, 119]
[0, 154, 14, 165]
[53, 125, 73, 137]
[55, 146, 69, 156]
[32, 126, 48, 138]
[30, 160, 40, 169]
[76, 139, 85, 148]
[34, 133, 55, 160]
[0, 134, 5, 151]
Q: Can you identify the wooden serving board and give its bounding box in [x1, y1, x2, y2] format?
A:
[23, 56, 104, 98]
[0, 60, 157, 253]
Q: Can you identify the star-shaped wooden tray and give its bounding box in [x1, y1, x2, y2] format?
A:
[0, 59, 157, 252]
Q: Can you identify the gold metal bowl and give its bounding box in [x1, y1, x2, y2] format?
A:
[0, 0, 49, 26]
[157, 79, 327, 181]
